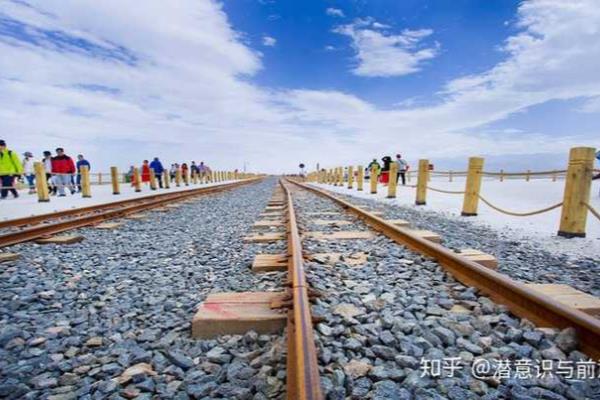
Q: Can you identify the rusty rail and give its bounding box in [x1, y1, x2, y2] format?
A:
[280, 179, 322, 400]
[0, 178, 261, 248]
[287, 179, 600, 359]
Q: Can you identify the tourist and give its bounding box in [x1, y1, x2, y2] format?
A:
[51, 147, 76, 196]
[22, 151, 36, 194]
[75, 154, 91, 192]
[395, 154, 409, 186]
[149, 157, 164, 188]
[0, 139, 23, 199]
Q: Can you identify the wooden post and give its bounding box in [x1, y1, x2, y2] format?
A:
[415, 159, 428, 205]
[526, 170, 531, 182]
[461, 157, 484, 216]
[163, 170, 170, 189]
[110, 166, 120, 195]
[449, 170, 453, 182]
[34, 162, 50, 202]
[80, 166, 92, 198]
[552, 170, 557, 182]
[133, 167, 142, 192]
[175, 169, 182, 187]
[370, 165, 378, 194]
[500, 169, 504, 182]
[347, 166, 354, 189]
[183, 169, 189, 186]
[357, 165, 364, 191]
[98, 173, 102, 185]
[149, 168, 157, 190]
[387, 162, 398, 198]
[557, 147, 595, 238]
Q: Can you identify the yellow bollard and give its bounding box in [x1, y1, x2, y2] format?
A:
[500, 169, 504, 182]
[338, 167, 344, 186]
[370, 165, 378, 194]
[461, 157, 484, 216]
[387, 162, 398, 198]
[34, 162, 50, 202]
[133, 167, 142, 192]
[357, 165, 364, 191]
[557, 147, 596, 238]
[183, 169, 189, 186]
[149, 168, 157, 190]
[110, 166, 120, 195]
[80, 166, 92, 198]
[175, 169, 182, 187]
[526, 170, 530, 182]
[163, 170, 170, 189]
[347, 166, 354, 189]
[415, 159, 429, 205]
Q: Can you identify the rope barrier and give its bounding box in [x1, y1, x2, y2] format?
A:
[584, 202, 600, 222]
[477, 195, 563, 217]
[425, 186, 465, 195]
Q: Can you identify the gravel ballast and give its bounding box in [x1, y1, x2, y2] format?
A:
[0, 178, 288, 399]
[291, 185, 600, 400]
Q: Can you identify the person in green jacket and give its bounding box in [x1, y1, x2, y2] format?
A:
[0, 139, 24, 199]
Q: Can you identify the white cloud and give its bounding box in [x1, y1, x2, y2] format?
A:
[334, 19, 439, 77]
[262, 35, 276, 47]
[326, 8, 345, 18]
[0, 0, 599, 174]
[579, 97, 600, 113]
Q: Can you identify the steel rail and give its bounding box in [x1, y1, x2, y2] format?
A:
[0, 179, 261, 248]
[280, 179, 323, 400]
[0, 180, 259, 230]
[287, 178, 600, 359]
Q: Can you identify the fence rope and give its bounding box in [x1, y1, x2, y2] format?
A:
[584, 202, 600, 222]
[477, 195, 563, 217]
[426, 186, 465, 195]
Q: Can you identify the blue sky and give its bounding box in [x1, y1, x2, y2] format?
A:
[0, 0, 599, 173]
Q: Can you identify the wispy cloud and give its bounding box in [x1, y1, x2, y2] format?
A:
[326, 7, 345, 18]
[334, 18, 439, 77]
[262, 35, 276, 47]
[0, 0, 599, 173]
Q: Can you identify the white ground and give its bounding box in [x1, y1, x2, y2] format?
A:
[0, 180, 236, 221]
[311, 177, 600, 260]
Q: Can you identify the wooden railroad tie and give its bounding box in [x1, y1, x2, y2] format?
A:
[385, 219, 410, 227]
[125, 213, 147, 220]
[35, 235, 84, 245]
[95, 222, 123, 230]
[457, 249, 497, 269]
[243, 232, 286, 243]
[306, 211, 342, 216]
[253, 220, 285, 229]
[264, 205, 285, 212]
[405, 229, 442, 243]
[525, 284, 600, 318]
[192, 291, 287, 339]
[0, 253, 20, 263]
[303, 231, 375, 240]
[252, 254, 288, 272]
[312, 219, 352, 226]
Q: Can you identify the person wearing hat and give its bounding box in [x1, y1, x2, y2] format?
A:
[0, 139, 23, 199]
[42, 151, 56, 195]
[22, 151, 37, 194]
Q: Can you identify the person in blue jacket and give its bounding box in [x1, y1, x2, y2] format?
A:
[76, 154, 91, 192]
[149, 157, 164, 188]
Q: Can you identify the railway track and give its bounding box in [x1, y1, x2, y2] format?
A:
[285, 178, 600, 360]
[0, 178, 262, 248]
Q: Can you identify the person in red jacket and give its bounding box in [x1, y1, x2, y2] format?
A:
[51, 148, 76, 196]
[141, 160, 151, 185]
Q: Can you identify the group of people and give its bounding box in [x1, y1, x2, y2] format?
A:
[0, 139, 91, 199]
[366, 154, 410, 185]
[127, 158, 212, 189]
